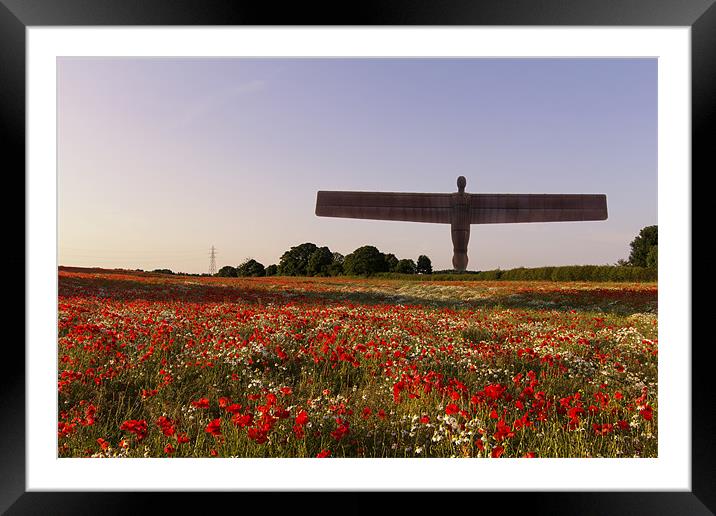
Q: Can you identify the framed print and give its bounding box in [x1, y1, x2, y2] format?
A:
[4, 0, 713, 513]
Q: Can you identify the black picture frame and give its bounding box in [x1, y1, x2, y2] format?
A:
[4, 1, 711, 513]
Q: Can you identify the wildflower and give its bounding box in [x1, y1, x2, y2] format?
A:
[120, 419, 148, 441]
[491, 446, 505, 458]
[156, 416, 176, 437]
[205, 418, 222, 437]
[295, 410, 309, 426]
[640, 404, 653, 421]
[191, 397, 210, 409]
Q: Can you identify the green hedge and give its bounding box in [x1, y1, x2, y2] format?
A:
[375, 265, 657, 282]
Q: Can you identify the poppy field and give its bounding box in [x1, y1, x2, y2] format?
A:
[58, 268, 657, 458]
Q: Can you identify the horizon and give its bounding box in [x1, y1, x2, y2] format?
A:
[58, 58, 657, 273]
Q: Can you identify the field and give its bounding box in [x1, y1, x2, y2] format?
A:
[58, 268, 658, 458]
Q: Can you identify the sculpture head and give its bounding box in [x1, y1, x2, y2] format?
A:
[457, 176, 467, 193]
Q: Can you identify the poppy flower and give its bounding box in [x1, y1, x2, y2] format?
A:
[225, 403, 243, 415]
[233, 413, 253, 428]
[295, 410, 309, 426]
[640, 405, 653, 421]
[191, 397, 210, 409]
[120, 419, 148, 441]
[205, 418, 222, 437]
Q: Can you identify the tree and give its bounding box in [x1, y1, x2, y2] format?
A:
[343, 245, 389, 276]
[395, 258, 417, 274]
[328, 252, 345, 276]
[265, 264, 278, 276]
[328, 261, 344, 276]
[307, 246, 334, 276]
[237, 258, 265, 277]
[646, 246, 658, 269]
[152, 268, 174, 275]
[384, 253, 399, 272]
[416, 255, 432, 274]
[217, 265, 238, 277]
[278, 243, 318, 276]
[628, 225, 657, 267]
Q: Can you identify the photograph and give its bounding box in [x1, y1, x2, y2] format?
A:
[57, 57, 659, 460]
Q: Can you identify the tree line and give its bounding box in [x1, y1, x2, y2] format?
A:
[148, 225, 656, 281]
[217, 243, 433, 278]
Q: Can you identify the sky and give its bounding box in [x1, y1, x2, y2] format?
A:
[58, 58, 657, 273]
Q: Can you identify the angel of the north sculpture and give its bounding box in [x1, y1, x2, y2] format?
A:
[315, 176, 608, 271]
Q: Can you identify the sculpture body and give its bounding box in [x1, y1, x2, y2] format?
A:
[315, 177, 607, 271]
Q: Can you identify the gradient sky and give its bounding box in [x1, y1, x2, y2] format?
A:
[58, 58, 657, 273]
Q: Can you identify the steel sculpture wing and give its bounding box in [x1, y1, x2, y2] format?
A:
[315, 191, 453, 224]
[469, 194, 608, 224]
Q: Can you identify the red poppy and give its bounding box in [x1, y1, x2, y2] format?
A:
[295, 410, 309, 426]
[331, 419, 350, 441]
[205, 418, 222, 437]
[491, 446, 505, 458]
[233, 413, 253, 428]
[592, 423, 614, 436]
[225, 403, 243, 415]
[293, 424, 305, 439]
[640, 404, 653, 421]
[445, 403, 459, 415]
[120, 419, 148, 441]
[247, 427, 269, 444]
[156, 416, 176, 437]
[317, 449, 331, 458]
[191, 397, 210, 409]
